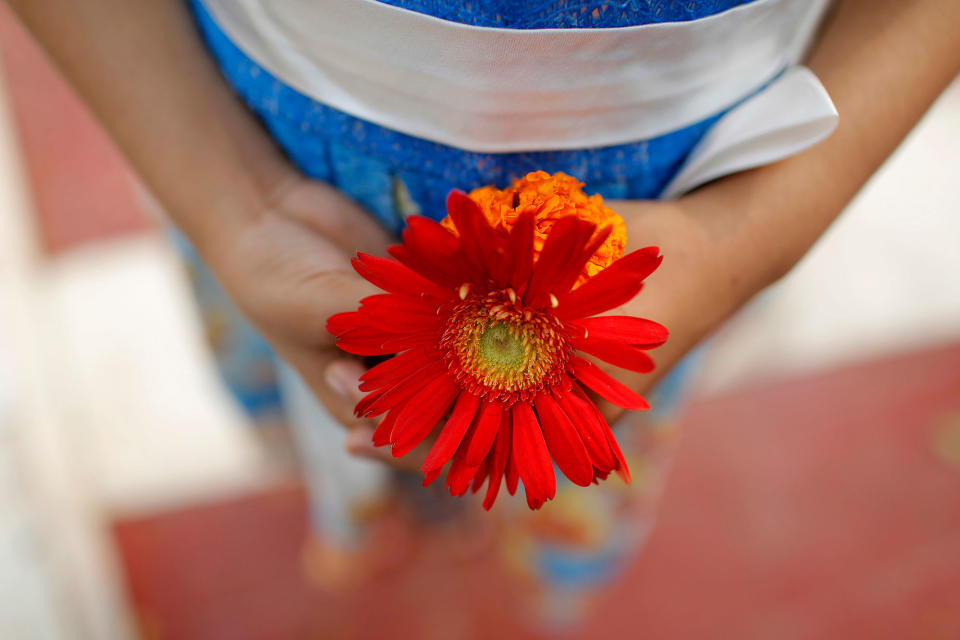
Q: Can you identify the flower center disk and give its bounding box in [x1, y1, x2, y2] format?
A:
[441, 290, 570, 404]
[479, 323, 526, 369]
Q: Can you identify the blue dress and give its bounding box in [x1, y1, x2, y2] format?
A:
[180, 0, 753, 630]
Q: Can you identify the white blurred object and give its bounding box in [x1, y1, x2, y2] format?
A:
[0, 53, 270, 640]
[0, 68, 90, 639]
[277, 362, 389, 544]
[42, 237, 272, 513]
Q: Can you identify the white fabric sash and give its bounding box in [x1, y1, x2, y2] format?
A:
[203, 0, 837, 194]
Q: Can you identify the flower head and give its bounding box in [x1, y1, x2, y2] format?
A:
[327, 182, 667, 510]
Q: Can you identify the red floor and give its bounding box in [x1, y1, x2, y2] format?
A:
[112, 342, 960, 640]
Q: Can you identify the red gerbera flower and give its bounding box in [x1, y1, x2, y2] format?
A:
[327, 191, 667, 510]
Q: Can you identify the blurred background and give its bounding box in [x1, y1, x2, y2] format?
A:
[0, 4, 958, 639]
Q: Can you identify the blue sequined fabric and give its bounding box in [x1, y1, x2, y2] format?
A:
[378, 0, 751, 28]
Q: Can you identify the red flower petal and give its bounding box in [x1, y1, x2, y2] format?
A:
[604, 423, 632, 484]
[471, 459, 490, 494]
[569, 315, 669, 348]
[359, 347, 433, 392]
[511, 403, 556, 510]
[325, 311, 364, 337]
[446, 439, 480, 497]
[534, 392, 594, 487]
[360, 292, 437, 314]
[352, 253, 452, 301]
[357, 294, 442, 333]
[552, 386, 616, 471]
[572, 336, 656, 373]
[356, 360, 447, 417]
[379, 330, 439, 353]
[525, 216, 597, 306]
[569, 356, 650, 411]
[421, 392, 481, 474]
[570, 384, 631, 483]
[507, 211, 535, 296]
[395, 217, 484, 288]
[571, 224, 613, 277]
[357, 310, 442, 335]
[463, 401, 505, 468]
[422, 466, 443, 487]
[482, 413, 513, 510]
[372, 406, 402, 447]
[505, 449, 520, 496]
[335, 328, 401, 356]
[446, 191, 510, 284]
[556, 247, 662, 320]
[543, 223, 614, 298]
[390, 375, 461, 457]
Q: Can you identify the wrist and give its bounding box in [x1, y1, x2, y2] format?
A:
[177, 162, 302, 266]
[616, 197, 754, 336]
[678, 173, 798, 296]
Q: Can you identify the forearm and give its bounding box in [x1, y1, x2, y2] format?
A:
[6, 0, 294, 252]
[687, 0, 960, 294]
[612, 0, 960, 389]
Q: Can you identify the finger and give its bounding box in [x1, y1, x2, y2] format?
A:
[345, 426, 436, 473]
[276, 345, 373, 429]
[323, 357, 369, 411]
[286, 350, 429, 472]
[325, 359, 439, 473]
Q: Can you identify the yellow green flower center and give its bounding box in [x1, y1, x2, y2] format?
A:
[478, 323, 527, 370]
[440, 289, 571, 404]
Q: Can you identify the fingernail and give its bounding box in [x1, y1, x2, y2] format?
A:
[325, 360, 364, 401]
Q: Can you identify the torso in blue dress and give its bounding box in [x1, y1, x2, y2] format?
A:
[190, 0, 756, 232]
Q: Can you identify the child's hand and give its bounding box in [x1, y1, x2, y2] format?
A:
[201, 176, 394, 438]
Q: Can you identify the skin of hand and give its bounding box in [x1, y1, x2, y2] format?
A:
[202, 175, 397, 433]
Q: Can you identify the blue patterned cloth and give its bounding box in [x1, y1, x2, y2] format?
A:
[378, 0, 751, 28]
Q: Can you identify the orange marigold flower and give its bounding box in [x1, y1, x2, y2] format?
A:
[441, 171, 627, 285]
